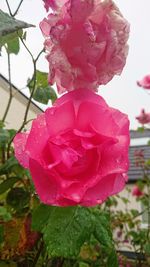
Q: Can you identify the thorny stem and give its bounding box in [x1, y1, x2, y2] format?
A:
[2, 51, 13, 122]
[5, 0, 24, 17]
[5, 0, 13, 16]
[13, 0, 24, 17]
[2, 0, 25, 123]
[6, 41, 44, 158]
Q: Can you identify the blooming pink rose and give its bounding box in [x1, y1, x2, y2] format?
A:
[40, 0, 130, 94]
[132, 185, 143, 197]
[14, 89, 129, 206]
[136, 109, 150, 125]
[137, 74, 150, 89]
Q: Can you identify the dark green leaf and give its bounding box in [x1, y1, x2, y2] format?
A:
[93, 213, 112, 248]
[107, 249, 118, 267]
[28, 70, 57, 104]
[32, 204, 53, 232]
[0, 10, 33, 37]
[0, 156, 19, 175]
[6, 187, 30, 210]
[92, 211, 118, 267]
[43, 206, 93, 257]
[0, 176, 19, 195]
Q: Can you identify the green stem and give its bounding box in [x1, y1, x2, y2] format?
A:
[6, 44, 44, 158]
[32, 241, 44, 267]
[13, 0, 24, 17]
[2, 51, 13, 123]
[5, 0, 13, 16]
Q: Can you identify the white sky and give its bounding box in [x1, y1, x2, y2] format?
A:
[1, 0, 150, 129]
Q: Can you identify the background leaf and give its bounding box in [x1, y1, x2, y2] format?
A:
[0, 177, 19, 195]
[28, 70, 57, 104]
[0, 10, 33, 37]
[32, 204, 53, 232]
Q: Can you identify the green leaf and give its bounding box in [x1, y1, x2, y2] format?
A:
[0, 10, 33, 37]
[93, 213, 112, 248]
[0, 31, 22, 55]
[0, 156, 19, 175]
[0, 225, 4, 244]
[32, 204, 53, 232]
[92, 211, 118, 267]
[0, 129, 10, 148]
[6, 187, 30, 210]
[43, 206, 93, 257]
[107, 249, 118, 267]
[28, 70, 57, 105]
[0, 176, 19, 195]
[144, 243, 150, 255]
[137, 127, 145, 133]
[0, 206, 12, 222]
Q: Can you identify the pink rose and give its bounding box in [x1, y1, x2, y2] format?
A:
[14, 89, 129, 206]
[40, 0, 130, 94]
[132, 185, 143, 197]
[137, 74, 150, 89]
[43, 0, 68, 11]
[136, 109, 150, 125]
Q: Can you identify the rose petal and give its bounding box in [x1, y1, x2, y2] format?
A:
[29, 158, 58, 205]
[25, 114, 49, 162]
[45, 101, 76, 135]
[81, 173, 126, 206]
[14, 132, 29, 168]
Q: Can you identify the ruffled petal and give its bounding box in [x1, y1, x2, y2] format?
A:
[45, 101, 75, 135]
[81, 173, 126, 206]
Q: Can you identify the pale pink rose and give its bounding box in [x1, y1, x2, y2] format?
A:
[132, 185, 143, 197]
[136, 109, 150, 125]
[43, 0, 68, 11]
[40, 0, 130, 94]
[137, 74, 150, 89]
[14, 89, 130, 206]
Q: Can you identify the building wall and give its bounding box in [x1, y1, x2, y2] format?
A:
[117, 184, 140, 211]
[0, 77, 42, 129]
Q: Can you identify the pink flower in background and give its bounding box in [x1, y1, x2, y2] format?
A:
[40, 0, 130, 94]
[14, 89, 130, 207]
[134, 149, 145, 167]
[132, 185, 143, 197]
[137, 74, 150, 89]
[136, 109, 150, 125]
[134, 149, 144, 158]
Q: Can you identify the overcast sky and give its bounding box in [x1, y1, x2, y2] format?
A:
[1, 0, 150, 129]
